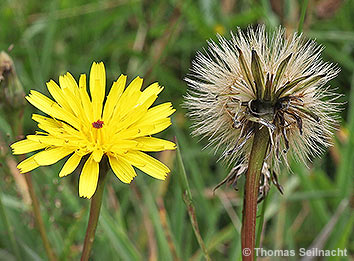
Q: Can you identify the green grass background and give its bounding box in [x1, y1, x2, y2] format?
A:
[0, 0, 353, 260]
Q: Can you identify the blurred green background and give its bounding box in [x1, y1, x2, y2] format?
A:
[0, 0, 353, 260]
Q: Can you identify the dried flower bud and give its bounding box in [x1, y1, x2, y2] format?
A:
[0, 51, 25, 110]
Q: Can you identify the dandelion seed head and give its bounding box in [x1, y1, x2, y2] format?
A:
[185, 25, 340, 195]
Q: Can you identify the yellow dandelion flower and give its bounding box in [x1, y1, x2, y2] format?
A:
[11, 62, 176, 199]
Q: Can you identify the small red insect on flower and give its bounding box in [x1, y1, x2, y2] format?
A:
[92, 120, 104, 129]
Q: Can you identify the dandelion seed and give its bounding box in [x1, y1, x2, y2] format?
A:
[11, 62, 176, 199]
[185, 26, 340, 197]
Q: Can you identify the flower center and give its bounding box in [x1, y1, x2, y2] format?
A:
[249, 99, 274, 119]
[92, 120, 104, 129]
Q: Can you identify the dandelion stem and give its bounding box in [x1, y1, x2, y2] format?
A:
[81, 162, 108, 261]
[25, 174, 57, 261]
[241, 126, 270, 261]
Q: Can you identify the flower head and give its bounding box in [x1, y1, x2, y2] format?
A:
[11, 62, 175, 198]
[185, 26, 340, 197]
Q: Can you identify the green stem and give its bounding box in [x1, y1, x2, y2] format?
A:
[0, 187, 22, 260]
[80, 164, 108, 261]
[25, 174, 57, 261]
[241, 126, 270, 261]
[298, 0, 309, 33]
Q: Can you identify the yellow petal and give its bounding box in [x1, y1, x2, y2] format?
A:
[33, 147, 74, 166]
[131, 118, 172, 137]
[17, 155, 40, 173]
[103, 75, 127, 123]
[135, 137, 176, 151]
[26, 91, 80, 130]
[110, 76, 143, 122]
[112, 128, 143, 140]
[124, 151, 170, 180]
[149, 119, 173, 135]
[131, 103, 175, 135]
[26, 90, 56, 114]
[60, 121, 82, 138]
[79, 155, 99, 198]
[46, 80, 72, 113]
[123, 76, 143, 97]
[27, 135, 66, 147]
[144, 102, 175, 121]
[92, 148, 104, 162]
[109, 139, 138, 152]
[59, 73, 83, 119]
[11, 139, 46, 154]
[79, 74, 94, 123]
[59, 153, 82, 177]
[89, 62, 106, 120]
[61, 72, 79, 94]
[108, 154, 136, 183]
[32, 114, 61, 130]
[110, 95, 154, 132]
[138, 82, 163, 105]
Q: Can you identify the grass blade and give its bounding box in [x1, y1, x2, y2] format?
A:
[176, 140, 210, 261]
